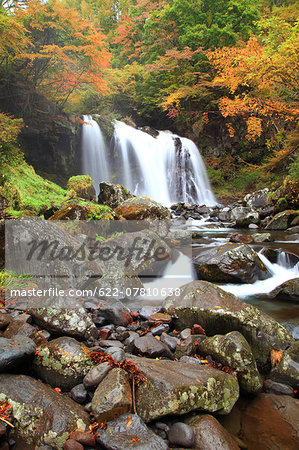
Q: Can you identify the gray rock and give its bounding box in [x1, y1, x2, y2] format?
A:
[198, 331, 263, 394]
[248, 223, 259, 229]
[265, 210, 298, 230]
[106, 347, 126, 362]
[98, 182, 133, 209]
[2, 320, 46, 346]
[96, 413, 168, 450]
[263, 379, 294, 396]
[70, 384, 88, 404]
[168, 422, 195, 448]
[163, 280, 294, 367]
[160, 334, 179, 352]
[139, 306, 162, 320]
[236, 211, 259, 227]
[180, 328, 192, 340]
[244, 189, 269, 209]
[83, 362, 111, 389]
[33, 337, 94, 390]
[269, 341, 299, 388]
[174, 335, 206, 359]
[252, 233, 274, 243]
[127, 355, 239, 422]
[91, 368, 132, 422]
[231, 206, 251, 220]
[267, 278, 299, 301]
[0, 336, 36, 371]
[193, 243, 271, 283]
[133, 334, 173, 359]
[0, 374, 89, 448]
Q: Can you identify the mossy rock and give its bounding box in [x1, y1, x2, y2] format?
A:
[67, 175, 96, 201]
[274, 197, 289, 213]
[49, 201, 114, 220]
[114, 196, 171, 220]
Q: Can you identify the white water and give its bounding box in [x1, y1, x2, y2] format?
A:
[81, 115, 111, 195]
[221, 252, 299, 298]
[111, 121, 216, 205]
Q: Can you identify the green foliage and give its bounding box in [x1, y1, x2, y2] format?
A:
[288, 154, 299, 181]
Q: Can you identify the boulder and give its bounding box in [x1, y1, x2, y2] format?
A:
[252, 232, 273, 243]
[2, 320, 47, 346]
[91, 368, 132, 422]
[197, 331, 262, 394]
[114, 196, 171, 220]
[67, 175, 96, 201]
[263, 379, 294, 397]
[163, 280, 294, 367]
[236, 211, 259, 227]
[0, 336, 36, 372]
[230, 207, 251, 221]
[96, 413, 168, 450]
[244, 189, 269, 209]
[265, 210, 298, 230]
[0, 374, 89, 448]
[28, 306, 97, 340]
[193, 243, 271, 283]
[98, 182, 133, 209]
[126, 355, 239, 422]
[269, 341, 299, 388]
[240, 393, 299, 450]
[187, 414, 239, 450]
[48, 202, 114, 221]
[0, 313, 11, 330]
[33, 337, 94, 390]
[267, 278, 299, 301]
[229, 233, 254, 244]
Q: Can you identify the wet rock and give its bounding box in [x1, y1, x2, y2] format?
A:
[2, 320, 46, 346]
[187, 414, 239, 450]
[49, 202, 114, 220]
[244, 189, 269, 209]
[148, 313, 172, 325]
[160, 334, 179, 352]
[191, 324, 206, 335]
[174, 335, 206, 359]
[63, 439, 84, 450]
[193, 243, 271, 283]
[0, 374, 89, 448]
[248, 223, 259, 229]
[240, 393, 299, 450]
[230, 207, 251, 221]
[106, 347, 126, 362]
[91, 368, 132, 422]
[267, 278, 299, 301]
[229, 233, 254, 244]
[179, 356, 202, 365]
[96, 413, 168, 449]
[252, 232, 273, 242]
[68, 431, 96, 447]
[263, 379, 294, 396]
[269, 341, 299, 388]
[151, 324, 169, 336]
[198, 331, 262, 394]
[33, 337, 94, 390]
[114, 196, 171, 220]
[67, 175, 96, 201]
[94, 301, 132, 327]
[28, 306, 97, 341]
[83, 362, 111, 389]
[127, 355, 239, 422]
[139, 306, 162, 320]
[0, 314, 11, 330]
[98, 182, 133, 209]
[70, 384, 87, 404]
[236, 211, 259, 227]
[133, 334, 173, 359]
[0, 336, 36, 371]
[163, 280, 294, 367]
[168, 422, 195, 448]
[265, 210, 298, 230]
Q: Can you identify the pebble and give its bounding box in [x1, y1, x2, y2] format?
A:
[160, 334, 179, 352]
[168, 422, 195, 448]
[139, 306, 161, 320]
[151, 324, 170, 336]
[106, 347, 125, 362]
[148, 313, 172, 325]
[70, 384, 87, 404]
[180, 328, 192, 340]
[63, 439, 84, 450]
[263, 379, 294, 397]
[83, 362, 111, 389]
[98, 328, 111, 340]
[191, 324, 206, 335]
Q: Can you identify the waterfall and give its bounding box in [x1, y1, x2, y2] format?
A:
[112, 121, 216, 206]
[81, 117, 216, 205]
[81, 115, 111, 195]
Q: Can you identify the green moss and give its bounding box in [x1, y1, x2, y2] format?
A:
[0, 145, 67, 215]
[67, 175, 95, 199]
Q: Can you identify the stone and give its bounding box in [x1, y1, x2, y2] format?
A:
[91, 368, 132, 422]
[83, 362, 111, 389]
[49, 202, 114, 221]
[236, 211, 259, 227]
[229, 233, 254, 244]
[63, 439, 84, 450]
[114, 196, 171, 220]
[163, 280, 294, 367]
[160, 334, 179, 352]
[244, 188, 269, 209]
[0, 336, 36, 372]
[68, 431, 96, 447]
[252, 232, 274, 243]
[96, 413, 168, 450]
[98, 182, 133, 209]
[0, 374, 89, 448]
[94, 302, 132, 327]
[248, 223, 259, 229]
[267, 278, 299, 301]
[151, 324, 170, 336]
[148, 313, 172, 325]
[174, 335, 206, 359]
[193, 243, 271, 284]
[180, 328, 192, 340]
[198, 331, 263, 394]
[0, 314, 11, 330]
[187, 414, 239, 450]
[70, 384, 87, 404]
[265, 210, 298, 230]
[168, 422, 195, 448]
[67, 175, 96, 201]
[33, 337, 94, 390]
[191, 324, 206, 335]
[126, 355, 239, 422]
[230, 206, 251, 220]
[106, 347, 126, 363]
[263, 379, 294, 396]
[28, 307, 97, 341]
[133, 334, 173, 359]
[2, 320, 46, 346]
[269, 341, 299, 388]
[139, 306, 162, 320]
[240, 393, 299, 450]
[98, 328, 111, 340]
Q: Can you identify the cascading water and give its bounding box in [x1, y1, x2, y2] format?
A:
[81, 115, 111, 195]
[112, 121, 216, 206]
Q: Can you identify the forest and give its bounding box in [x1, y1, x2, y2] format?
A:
[0, 0, 298, 200]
